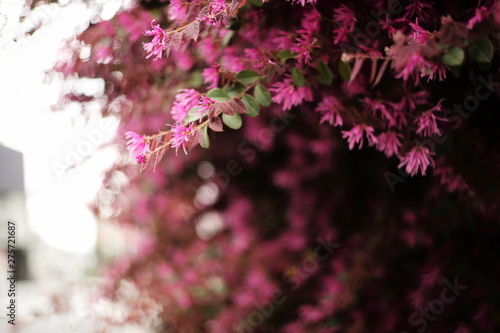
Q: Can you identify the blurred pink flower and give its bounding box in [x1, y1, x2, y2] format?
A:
[398, 145, 434, 176]
[316, 95, 343, 127]
[409, 20, 435, 44]
[143, 20, 167, 60]
[171, 89, 200, 124]
[415, 99, 446, 137]
[376, 131, 403, 157]
[467, 6, 490, 29]
[395, 53, 432, 85]
[415, 111, 442, 137]
[126, 131, 150, 156]
[287, 0, 316, 6]
[341, 124, 377, 150]
[169, 122, 195, 154]
[202, 63, 220, 89]
[270, 76, 313, 111]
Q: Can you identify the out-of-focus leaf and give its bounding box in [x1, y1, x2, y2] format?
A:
[222, 112, 243, 129]
[206, 88, 229, 101]
[241, 94, 260, 117]
[236, 70, 261, 85]
[468, 38, 494, 64]
[291, 67, 305, 87]
[276, 50, 298, 63]
[442, 47, 465, 66]
[317, 60, 334, 85]
[254, 84, 272, 106]
[339, 60, 352, 81]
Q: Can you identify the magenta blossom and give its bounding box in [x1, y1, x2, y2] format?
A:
[467, 6, 490, 29]
[341, 124, 377, 150]
[376, 131, 403, 157]
[136, 154, 147, 164]
[126, 131, 150, 157]
[169, 122, 195, 155]
[196, 96, 217, 121]
[395, 53, 432, 85]
[405, 0, 435, 23]
[409, 20, 435, 45]
[398, 145, 435, 176]
[143, 20, 167, 60]
[316, 95, 343, 127]
[198, 0, 230, 26]
[332, 5, 356, 44]
[201, 63, 220, 89]
[415, 99, 446, 137]
[168, 0, 189, 22]
[286, 0, 316, 6]
[415, 111, 443, 137]
[270, 76, 313, 111]
[171, 89, 200, 124]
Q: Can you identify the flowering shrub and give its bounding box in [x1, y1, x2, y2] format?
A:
[56, 0, 500, 332]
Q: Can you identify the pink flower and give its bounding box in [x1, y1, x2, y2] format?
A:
[332, 5, 357, 45]
[198, 0, 230, 26]
[291, 35, 319, 65]
[168, 122, 195, 155]
[395, 53, 432, 85]
[136, 154, 147, 164]
[405, 1, 435, 23]
[415, 99, 446, 137]
[201, 63, 220, 89]
[467, 6, 490, 29]
[196, 96, 217, 121]
[270, 76, 313, 111]
[409, 20, 435, 44]
[426, 63, 447, 81]
[316, 95, 343, 127]
[333, 5, 356, 30]
[376, 131, 403, 157]
[363, 98, 396, 127]
[171, 89, 200, 124]
[415, 111, 442, 137]
[341, 124, 377, 150]
[168, 0, 189, 22]
[291, 10, 321, 64]
[143, 20, 167, 60]
[286, 0, 316, 6]
[300, 9, 321, 34]
[126, 131, 150, 156]
[398, 145, 435, 176]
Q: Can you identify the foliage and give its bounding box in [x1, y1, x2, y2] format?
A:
[56, 0, 500, 332]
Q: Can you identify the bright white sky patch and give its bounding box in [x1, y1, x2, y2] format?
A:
[0, 0, 126, 254]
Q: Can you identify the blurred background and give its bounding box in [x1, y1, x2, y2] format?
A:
[0, 0, 148, 331]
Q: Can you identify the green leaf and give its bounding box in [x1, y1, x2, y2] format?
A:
[222, 30, 235, 47]
[291, 67, 306, 87]
[206, 88, 229, 102]
[468, 38, 494, 64]
[223, 83, 245, 98]
[316, 60, 334, 85]
[184, 107, 202, 124]
[253, 84, 272, 107]
[236, 70, 261, 85]
[442, 47, 465, 67]
[338, 60, 352, 81]
[222, 112, 243, 129]
[276, 50, 298, 63]
[188, 70, 203, 88]
[200, 124, 210, 148]
[241, 94, 260, 117]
